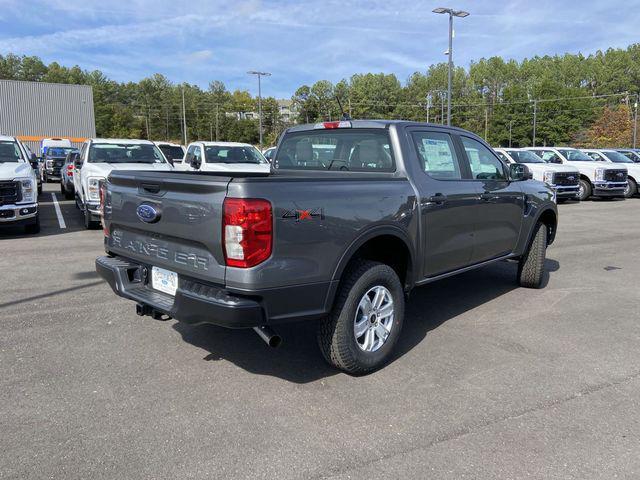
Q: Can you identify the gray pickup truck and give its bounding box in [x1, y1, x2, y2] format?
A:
[96, 120, 557, 374]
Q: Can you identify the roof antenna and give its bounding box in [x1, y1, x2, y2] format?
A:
[335, 95, 351, 121]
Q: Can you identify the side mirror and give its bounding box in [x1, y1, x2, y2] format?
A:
[550, 157, 562, 164]
[74, 157, 83, 170]
[510, 163, 533, 181]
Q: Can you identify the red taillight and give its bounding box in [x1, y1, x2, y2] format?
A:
[223, 198, 272, 268]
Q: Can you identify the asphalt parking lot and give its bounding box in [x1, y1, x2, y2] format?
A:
[1, 184, 640, 479]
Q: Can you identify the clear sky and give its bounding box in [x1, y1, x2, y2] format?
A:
[1, 0, 639, 98]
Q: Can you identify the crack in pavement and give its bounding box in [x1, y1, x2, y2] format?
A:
[316, 370, 640, 479]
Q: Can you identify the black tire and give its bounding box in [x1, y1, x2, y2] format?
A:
[624, 178, 637, 198]
[37, 183, 42, 195]
[318, 260, 405, 375]
[60, 182, 66, 196]
[578, 179, 591, 201]
[24, 214, 40, 235]
[518, 223, 547, 289]
[83, 204, 98, 230]
[64, 187, 74, 200]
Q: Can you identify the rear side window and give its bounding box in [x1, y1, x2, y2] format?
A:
[411, 131, 462, 180]
[275, 129, 395, 172]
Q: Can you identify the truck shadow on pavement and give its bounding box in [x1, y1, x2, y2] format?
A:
[173, 258, 560, 384]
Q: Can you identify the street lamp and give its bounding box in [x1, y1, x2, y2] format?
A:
[247, 70, 272, 148]
[433, 7, 469, 126]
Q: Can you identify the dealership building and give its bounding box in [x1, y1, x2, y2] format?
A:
[0, 79, 96, 154]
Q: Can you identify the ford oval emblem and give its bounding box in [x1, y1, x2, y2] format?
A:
[136, 204, 161, 223]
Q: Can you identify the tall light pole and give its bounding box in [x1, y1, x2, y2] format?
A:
[433, 7, 469, 126]
[509, 119, 514, 148]
[247, 71, 272, 149]
[532, 99, 538, 147]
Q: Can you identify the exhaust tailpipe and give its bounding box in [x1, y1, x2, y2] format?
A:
[253, 326, 282, 348]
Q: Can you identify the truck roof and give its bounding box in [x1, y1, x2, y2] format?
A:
[0, 134, 17, 141]
[286, 119, 474, 135]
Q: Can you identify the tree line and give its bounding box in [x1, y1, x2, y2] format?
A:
[2, 44, 640, 148]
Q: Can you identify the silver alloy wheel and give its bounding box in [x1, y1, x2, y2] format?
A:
[624, 181, 631, 197]
[353, 285, 394, 352]
[578, 182, 585, 198]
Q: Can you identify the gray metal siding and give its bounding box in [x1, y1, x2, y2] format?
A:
[0, 79, 96, 152]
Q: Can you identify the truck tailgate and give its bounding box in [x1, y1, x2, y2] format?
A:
[104, 171, 230, 285]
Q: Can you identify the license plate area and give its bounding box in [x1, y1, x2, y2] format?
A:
[151, 266, 178, 296]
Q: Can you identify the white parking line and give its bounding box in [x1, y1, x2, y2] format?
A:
[51, 193, 67, 229]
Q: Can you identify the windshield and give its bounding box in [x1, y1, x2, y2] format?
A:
[88, 143, 167, 164]
[505, 150, 545, 163]
[619, 151, 640, 162]
[275, 129, 395, 171]
[602, 151, 633, 163]
[0, 141, 23, 163]
[47, 147, 76, 158]
[557, 149, 594, 161]
[204, 146, 266, 164]
[158, 145, 185, 161]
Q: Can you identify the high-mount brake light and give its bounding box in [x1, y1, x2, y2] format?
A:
[314, 121, 352, 129]
[223, 198, 273, 268]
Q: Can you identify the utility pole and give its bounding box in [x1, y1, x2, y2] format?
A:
[532, 99, 538, 147]
[634, 95, 638, 149]
[247, 71, 271, 149]
[484, 108, 488, 141]
[348, 98, 352, 118]
[426, 94, 432, 123]
[145, 106, 150, 140]
[509, 119, 514, 148]
[182, 87, 187, 145]
[215, 104, 220, 141]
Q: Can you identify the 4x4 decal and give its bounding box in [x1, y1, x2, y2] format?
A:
[282, 207, 324, 222]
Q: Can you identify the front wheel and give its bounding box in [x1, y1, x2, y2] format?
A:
[578, 179, 591, 201]
[318, 260, 405, 375]
[518, 223, 547, 289]
[624, 178, 637, 198]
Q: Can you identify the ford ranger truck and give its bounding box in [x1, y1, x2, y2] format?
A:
[0, 135, 40, 234]
[581, 149, 638, 198]
[96, 121, 558, 374]
[525, 147, 627, 201]
[74, 139, 173, 229]
[494, 148, 580, 201]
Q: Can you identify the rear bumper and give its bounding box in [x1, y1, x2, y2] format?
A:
[96, 255, 332, 328]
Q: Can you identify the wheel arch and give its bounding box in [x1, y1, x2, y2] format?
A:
[325, 226, 416, 312]
[535, 207, 557, 246]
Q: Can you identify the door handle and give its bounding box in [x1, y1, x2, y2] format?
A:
[427, 193, 447, 205]
[479, 193, 499, 202]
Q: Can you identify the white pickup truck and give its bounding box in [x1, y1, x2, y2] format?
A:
[582, 149, 639, 198]
[73, 139, 173, 229]
[525, 147, 628, 201]
[175, 141, 271, 173]
[494, 148, 581, 201]
[0, 135, 40, 233]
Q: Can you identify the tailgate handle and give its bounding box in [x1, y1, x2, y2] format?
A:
[141, 183, 162, 194]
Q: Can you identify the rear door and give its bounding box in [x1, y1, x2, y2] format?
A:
[459, 136, 525, 263]
[105, 171, 231, 285]
[408, 128, 479, 277]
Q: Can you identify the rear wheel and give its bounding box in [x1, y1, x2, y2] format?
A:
[624, 178, 637, 198]
[578, 179, 591, 201]
[518, 223, 547, 289]
[318, 260, 404, 375]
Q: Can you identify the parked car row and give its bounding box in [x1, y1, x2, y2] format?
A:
[494, 146, 638, 201]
